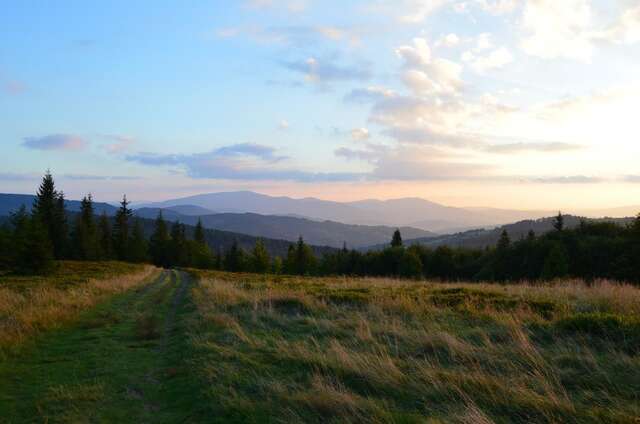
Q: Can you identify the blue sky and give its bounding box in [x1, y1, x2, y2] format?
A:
[2, 0, 640, 209]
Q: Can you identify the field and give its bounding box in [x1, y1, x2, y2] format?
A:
[1, 266, 639, 423]
[188, 272, 640, 423]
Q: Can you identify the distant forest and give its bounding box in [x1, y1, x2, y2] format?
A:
[1, 172, 639, 284]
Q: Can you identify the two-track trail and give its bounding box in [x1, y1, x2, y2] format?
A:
[0, 269, 204, 423]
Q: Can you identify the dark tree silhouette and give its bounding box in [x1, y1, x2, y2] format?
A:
[553, 212, 565, 232]
[112, 195, 133, 261]
[391, 229, 403, 248]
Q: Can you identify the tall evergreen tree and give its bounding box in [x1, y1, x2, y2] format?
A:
[149, 211, 170, 267]
[224, 240, 245, 272]
[553, 212, 565, 232]
[250, 239, 271, 273]
[391, 229, 403, 248]
[169, 221, 188, 266]
[293, 236, 316, 275]
[128, 219, 148, 263]
[540, 242, 569, 280]
[112, 195, 133, 261]
[97, 212, 113, 260]
[32, 171, 67, 259]
[72, 195, 99, 260]
[194, 219, 206, 245]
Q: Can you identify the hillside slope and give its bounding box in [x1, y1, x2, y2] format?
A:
[133, 208, 435, 248]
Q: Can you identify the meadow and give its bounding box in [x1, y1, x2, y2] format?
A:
[0, 261, 155, 356]
[1, 265, 639, 423]
[188, 271, 640, 423]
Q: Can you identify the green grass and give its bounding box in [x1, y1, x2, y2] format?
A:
[1, 267, 639, 423]
[0, 269, 207, 423]
[186, 271, 640, 423]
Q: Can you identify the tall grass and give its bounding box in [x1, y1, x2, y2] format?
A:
[187, 271, 640, 423]
[0, 261, 157, 355]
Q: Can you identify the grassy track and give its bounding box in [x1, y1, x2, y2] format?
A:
[0, 269, 205, 423]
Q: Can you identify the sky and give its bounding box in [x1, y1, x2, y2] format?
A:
[1, 0, 640, 209]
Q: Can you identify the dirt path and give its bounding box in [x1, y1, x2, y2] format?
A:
[0, 269, 202, 423]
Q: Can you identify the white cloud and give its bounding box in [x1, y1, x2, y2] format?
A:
[520, 0, 594, 61]
[351, 128, 370, 141]
[396, 38, 464, 96]
[435, 33, 461, 48]
[278, 120, 290, 130]
[470, 47, 513, 73]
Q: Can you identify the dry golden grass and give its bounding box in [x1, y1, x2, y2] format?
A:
[187, 271, 640, 423]
[0, 262, 157, 354]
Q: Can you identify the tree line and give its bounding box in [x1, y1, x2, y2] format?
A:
[1, 172, 639, 283]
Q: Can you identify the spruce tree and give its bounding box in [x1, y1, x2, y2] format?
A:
[72, 195, 99, 260]
[32, 171, 67, 259]
[553, 212, 565, 232]
[169, 221, 188, 267]
[224, 240, 245, 272]
[97, 212, 113, 260]
[194, 219, 206, 245]
[112, 195, 133, 261]
[497, 230, 511, 251]
[293, 236, 316, 275]
[391, 229, 403, 248]
[250, 239, 271, 273]
[149, 211, 170, 267]
[540, 243, 569, 281]
[128, 219, 148, 263]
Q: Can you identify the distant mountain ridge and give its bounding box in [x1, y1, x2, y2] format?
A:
[133, 208, 435, 248]
[140, 191, 560, 232]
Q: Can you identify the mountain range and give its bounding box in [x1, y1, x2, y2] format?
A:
[133, 208, 435, 248]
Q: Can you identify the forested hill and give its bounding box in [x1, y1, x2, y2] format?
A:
[133, 208, 435, 248]
[0, 193, 117, 216]
[389, 215, 635, 250]
[132, 215, 336, 258]
[0, 208, 336, 259]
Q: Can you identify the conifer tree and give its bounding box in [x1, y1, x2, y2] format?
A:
[540, 243, 569, 281]
[224, 240, 245, 272]
[149, 211, 170, 267]
[97, 212, 113, 260]
[0, 224, 10, 270]
[72, 195, 99, 260]
[391, 229, 403, 248]
[112, 195, 133, 261]
[194, 219, 206, 245]
[553, 212, 565, 232]
[169, 221, 188, 266]
[497, 230, 511, 251]
[32, 171, 67, 259]
[293, 236, 316, 275]
[250, 239, 271, 273]
[128, 219, 148, 263]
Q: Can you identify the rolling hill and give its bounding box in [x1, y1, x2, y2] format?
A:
[379, 215, 636, 250]
[133, 208, 435, 248]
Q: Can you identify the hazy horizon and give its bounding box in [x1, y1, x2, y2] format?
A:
[2, 1, 640, 209]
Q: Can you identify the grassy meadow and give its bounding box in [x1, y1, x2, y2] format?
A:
[187, 271, 640, 423]
[1, 265, 639, 422]
[0, 261, 156, 356]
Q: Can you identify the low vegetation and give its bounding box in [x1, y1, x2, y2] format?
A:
[187, 271, 640, 423]
[0, 261, 155, 356]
